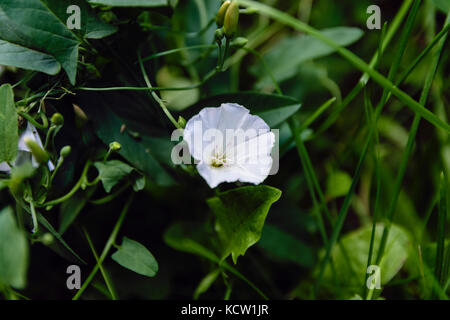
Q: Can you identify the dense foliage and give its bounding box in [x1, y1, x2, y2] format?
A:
[0, 0, 449, 300]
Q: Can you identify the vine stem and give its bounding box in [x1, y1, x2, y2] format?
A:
[73, 194, 134, 300]
[137, 50, 181, 129]
[238, 0, 450, 133]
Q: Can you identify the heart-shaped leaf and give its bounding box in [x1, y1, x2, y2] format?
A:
[207, 185, 282, 263]
[94, 160, 134, 193]
[0, 0, 116, 83]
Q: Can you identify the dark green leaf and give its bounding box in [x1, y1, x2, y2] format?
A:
[88, 0, 168, 6]
[207, 185, 282, 263]
[184, 92, 301, 128]
[59, 187, 96, 234]
[0, 0, 116, 83]
[112, 237, 158, 277]
[432, 0, 450, 13]
[84, 98, 175, 186]
[0, 84, 18, 163]
[94, 160, 134, 193]
[258, 224, 314, 267]
[0, 207, 29, 289]
[252, 27, 364, 87]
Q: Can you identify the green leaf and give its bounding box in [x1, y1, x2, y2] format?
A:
[0, 84, 18, 163]
[59, 187, 96, 234]
[193, 269, 220, 300]
[258, 224, 314, 268]
[0, 207, 29, 289]
[94, 160, 134, 193]
[163, 221, 220, 262]
[0, 0, 116, 83]
[325, 170, 352, 199]
[84, 96, 175, 186]
[112, 237, 158, 277]
[207, 185, 282, 264]
[88, 0, 168, 6]
[183, 92, 302, 128]
[321, 223, 411, 292]
[40, 0, 117, 40]
[432, 0, 450, 13]
[251, 27, 364, 87]
[0, 41, 60, 75]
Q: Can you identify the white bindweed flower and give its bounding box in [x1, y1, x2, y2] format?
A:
[183, 103, 275, 188]
[0, 122, 54, 173]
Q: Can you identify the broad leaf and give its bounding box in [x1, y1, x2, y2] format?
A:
[432, 0, 450, 13]
[0, 207, 29, 289]
[184, 92, 302, 128]
[83, 95, 175, 186]
[325, 170, 352, 199]
[258, 224, 314, 268]
[207, 185, 282, 263]
[88, 0, 168, 6]
[59, 187, 96, 234]
[0, 84, 18, 163]
[321, 223, 411, 293]
[163, 221, 220, 262]
[112, 237, 158, 277]
[0, 0, 116, 83]
[251, 27, 364, 87]
[94, 160, 134, 193]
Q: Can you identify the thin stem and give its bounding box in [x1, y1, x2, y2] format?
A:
[137, 50, 181, 129]
[83, 228, 118, 300]
[73, 194, 134, 300]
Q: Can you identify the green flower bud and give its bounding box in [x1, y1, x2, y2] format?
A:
[41, 233, 54, 246]
[231, 37, 248, 48]
[60, 145, 72, 158]
[51, 113, 64, 126]
[24, 137, 50, 164]
[177, 116, 187, 129]
[109, 141, 122, 152]
[216, 1, 231, 27]
[214, 28, 225, 43]
[223, 1, 239, 38]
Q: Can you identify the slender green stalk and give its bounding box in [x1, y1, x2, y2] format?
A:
[140, 44, 217, 62]
[375, 12, 450, 267]
[433, 173, 448, 298]
[137, 50, 181, 129]
[83, 228, 118, 300]
[73, 194, 134, 300]
[238, 0, 450, 133]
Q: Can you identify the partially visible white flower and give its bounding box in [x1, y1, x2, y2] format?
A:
[0, 122, 54, 173]
[183, 103, 275, 188]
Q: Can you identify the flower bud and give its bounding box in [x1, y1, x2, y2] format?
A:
[41, 233, 54, 246]
[214, 28, 225, 43]
[109, 141, 122, 152]
[51, 113, 64, 126]
[60, 145, 71, 158]
[231, 37, 248, 48]
[223, 1, 239, 38]
[177, 116, 187, 129]
[216, 1, 231, 27]
[24, 137, 50, 164]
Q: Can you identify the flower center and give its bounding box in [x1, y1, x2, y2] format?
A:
[210, 152, 227, 168]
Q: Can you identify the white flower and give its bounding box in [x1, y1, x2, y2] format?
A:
[183, 103, 275, 188]
[0, 122, 54, 173]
